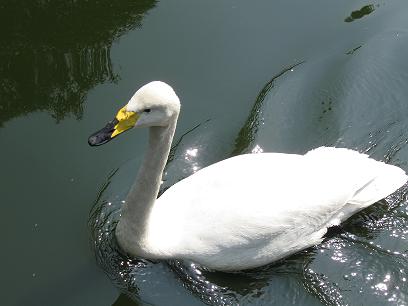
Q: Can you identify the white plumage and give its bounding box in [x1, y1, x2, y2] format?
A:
[148, 147, 407, 270]
[92, 81, 407, 271]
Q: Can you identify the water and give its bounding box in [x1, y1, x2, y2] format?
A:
[1, 0, 408, 305]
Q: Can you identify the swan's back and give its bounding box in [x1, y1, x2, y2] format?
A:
[147, 147, 407, 270]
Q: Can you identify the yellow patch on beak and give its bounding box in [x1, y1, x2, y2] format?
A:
[111, 106, 139, 138]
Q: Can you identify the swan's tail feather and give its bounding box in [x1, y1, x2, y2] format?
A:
[306, 146, 408, 208]
[348, 163, 407, 207]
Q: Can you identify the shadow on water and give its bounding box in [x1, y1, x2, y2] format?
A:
[0, 0, 156, 125]
[113, 293, 143, 306]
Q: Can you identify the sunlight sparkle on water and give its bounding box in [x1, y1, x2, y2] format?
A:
[374, 282, 387, 293]
[186, 148, 198, 157]
[251, 145, 264, 153]
[184, 147, 201, 173]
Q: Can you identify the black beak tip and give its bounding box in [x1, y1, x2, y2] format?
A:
[88, 119, 118, 147]
[88, 135, 100, 146]
[88, 133, 113, 147]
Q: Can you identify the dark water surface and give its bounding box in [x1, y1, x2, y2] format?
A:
[2, 0, 408, 305]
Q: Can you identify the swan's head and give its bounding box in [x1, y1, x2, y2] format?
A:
[88, 81, 180, 146]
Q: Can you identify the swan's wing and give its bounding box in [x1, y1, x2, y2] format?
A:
[148, 148, 406, 269]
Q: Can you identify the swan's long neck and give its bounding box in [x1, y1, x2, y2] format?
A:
[115, 115, 178, 257]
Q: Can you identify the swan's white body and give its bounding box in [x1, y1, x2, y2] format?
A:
[146, 148, 407, 270]
[93, 81, 407, 271]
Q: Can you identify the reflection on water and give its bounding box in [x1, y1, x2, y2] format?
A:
[0, 0, 156, 125]
[345, 5, 376, 23]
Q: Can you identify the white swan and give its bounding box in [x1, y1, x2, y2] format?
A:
[89, 81, 407, 271]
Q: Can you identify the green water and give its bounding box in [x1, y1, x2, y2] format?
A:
[2, 0, 408, 305]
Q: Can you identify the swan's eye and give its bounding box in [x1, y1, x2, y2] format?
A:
[144, 109, 151, 113]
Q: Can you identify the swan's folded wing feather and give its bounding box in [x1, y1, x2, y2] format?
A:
[149, 153, 343, 261]
[147, 149, 406, 270]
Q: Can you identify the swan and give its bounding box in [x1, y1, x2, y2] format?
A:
[88, 81, 407, 271]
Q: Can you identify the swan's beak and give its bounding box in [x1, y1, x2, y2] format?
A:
[88, 106, 139, 146]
